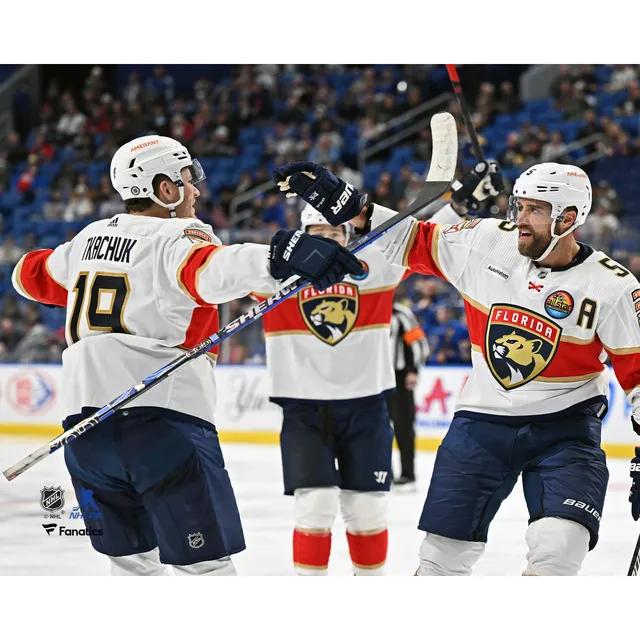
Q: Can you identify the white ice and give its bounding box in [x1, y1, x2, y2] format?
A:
[0, 436, 636, 576]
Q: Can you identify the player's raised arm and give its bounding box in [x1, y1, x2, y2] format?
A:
[12, 242, 73, 307]
[272, 160, 504, 287]
[164, 224, 364, 307]
[596, 278, 640, 431]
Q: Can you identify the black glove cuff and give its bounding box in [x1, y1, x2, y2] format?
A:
[633, 416, 640, 437]
[352, 203, 374, 236]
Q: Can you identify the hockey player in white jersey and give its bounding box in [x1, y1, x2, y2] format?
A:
[11, 135, 364, 576]
[262, 162, 501, 575]
[272, 159, 640, 576]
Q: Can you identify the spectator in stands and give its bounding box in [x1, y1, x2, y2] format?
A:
[146, 65, 175, 105]
[430, 306, 468, 364]
[621, 81, 640, 115]
[562, 85, 592, 120]
[578, 110, 605, 153]
[540, 130, 569, 163]
[495, 81, 522, 115]
[42, 190, 65, 220]
[629, 255, 640, 281]
[53, 161, 77, 193]
[4, 130, 28, 164]
[0, 318, 24, 355]
[63, 184, 94, 221]
[574, 64, 599, 96]
[593, 180, 623, 218]
[56, 100, 87, 142]
[579, 203, 621, 251]
[123, 71, 144, 111]
[15, 155, 38, 201]
[334, 160, 363, 191]
[550, 65, 574, 101]
[309, 132, 341, 164]
[499, 132, 526, 169]
[607, 64, 638, 93]
[0, 293, 21, 321]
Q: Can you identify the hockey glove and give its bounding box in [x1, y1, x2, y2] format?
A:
[269, 229, 365, 291]
[630, 446, 640, 521]
[451, 160, 504, 213]
[273, 161, 368, 226]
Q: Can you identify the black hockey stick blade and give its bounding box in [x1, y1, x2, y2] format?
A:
[628, 533, 640, 576]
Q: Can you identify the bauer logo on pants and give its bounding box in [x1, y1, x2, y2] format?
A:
[485, 304, 562, 390]
[188, 532, 205, 549]
[299, 284, 359, 346]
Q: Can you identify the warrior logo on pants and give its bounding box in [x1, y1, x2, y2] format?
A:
[485, 304, 561, 390]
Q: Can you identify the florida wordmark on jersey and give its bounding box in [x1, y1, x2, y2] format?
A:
[12, 214, 278, 423]
[369, 203, 640, 420]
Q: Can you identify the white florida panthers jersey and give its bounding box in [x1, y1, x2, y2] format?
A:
[253, 205, 463, 402]
[12, 214, 279, 423]
[370, 203, 640, 422]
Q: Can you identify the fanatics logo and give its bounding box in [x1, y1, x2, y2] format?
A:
[485, 304, 562, 390]
[299, 284, 359, 346]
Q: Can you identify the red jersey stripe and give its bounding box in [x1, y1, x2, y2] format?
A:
[463, 298, 605, 380]
[263, 286, 395, 334]
[177, 244, 223, 306]
[181, 305, 220, 357]
[15, 250, 67, 307]
[406, 222, 447, 280]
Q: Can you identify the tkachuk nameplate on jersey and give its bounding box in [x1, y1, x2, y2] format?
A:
[299, 284, 359, 346]
[486, 304, 562, 390]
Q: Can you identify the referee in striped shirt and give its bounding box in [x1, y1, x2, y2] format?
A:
[386, 295, 431, 488]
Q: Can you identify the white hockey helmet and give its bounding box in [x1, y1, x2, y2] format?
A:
[300, 203, 349, 233]
[110, 135, 205, 218]
[507, 162, 592, 261]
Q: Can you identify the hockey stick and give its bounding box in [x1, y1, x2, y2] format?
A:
[3, 112, 457, 482]
[446, 64, 486, 163]
[628, 533, 640, 576]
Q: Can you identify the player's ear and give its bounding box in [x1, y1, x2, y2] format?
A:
[560, 207, 577, 231]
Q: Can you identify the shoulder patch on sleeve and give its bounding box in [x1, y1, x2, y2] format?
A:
[442, 218, 483, 235]
[182, 226, 213, 244]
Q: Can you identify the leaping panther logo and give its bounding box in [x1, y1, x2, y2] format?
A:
[485, 305, 562, 390]
[299, 284, 359, 345]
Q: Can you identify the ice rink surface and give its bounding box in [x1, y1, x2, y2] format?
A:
[0, 436, 637, 576]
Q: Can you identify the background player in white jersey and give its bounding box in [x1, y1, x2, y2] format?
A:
[262, 163, 501, 575]
[11, 135, 364, 576]
[270, 159, 640, 576]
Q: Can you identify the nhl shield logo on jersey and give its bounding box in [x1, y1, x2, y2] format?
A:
[188, 532, 204, 549]
[299, 284, 359, 346]
[485, 304, 562, 390]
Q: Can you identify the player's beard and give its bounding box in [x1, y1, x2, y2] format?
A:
[517, 227, 552, 259]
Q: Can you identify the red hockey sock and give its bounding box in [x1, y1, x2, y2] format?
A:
[346, 529, 388, 571]
[293, 529, 332, 572]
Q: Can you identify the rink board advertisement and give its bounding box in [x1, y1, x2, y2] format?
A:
[0, 363, 635, 457]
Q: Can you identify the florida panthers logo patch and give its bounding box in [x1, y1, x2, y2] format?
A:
[299, 284, 359, 346]
[485, 304, 562, 390]
[182, 227, 212, 244]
